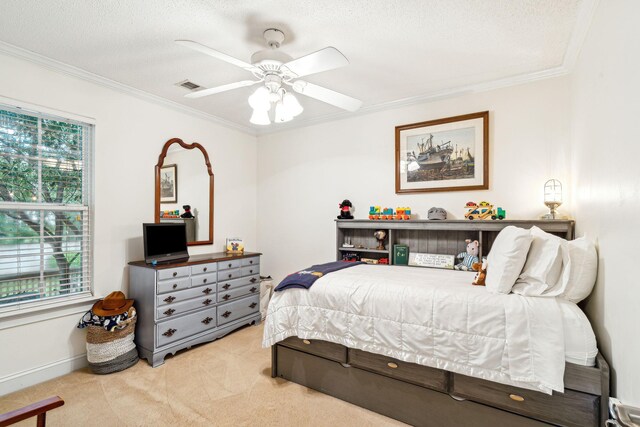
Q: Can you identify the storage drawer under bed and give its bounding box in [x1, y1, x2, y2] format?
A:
[348, 348, 448, 392]
[279, 337, 348, 364]
[451, 373, 599, 427]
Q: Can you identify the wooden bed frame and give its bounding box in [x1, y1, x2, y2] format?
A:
[271, 338, 609, 427]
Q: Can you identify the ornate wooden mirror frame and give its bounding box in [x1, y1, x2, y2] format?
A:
[155, 137, 214, 246]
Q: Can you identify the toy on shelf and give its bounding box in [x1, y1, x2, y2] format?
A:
[378, 258, 389, 265]
[464, 201, 506, 220]
[160, 209, 180, 219]
[454, 239, 479, 271]
[342, 252, 361, 262]
[337, 199, 354, 219]
[368, 206, 412, 220]
[181, 205, 194, 218]
[374, 230, 387, 250]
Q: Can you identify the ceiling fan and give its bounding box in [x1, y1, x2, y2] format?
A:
[176, 28, 362, 125]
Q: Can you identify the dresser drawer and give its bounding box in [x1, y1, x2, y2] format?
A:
[156, 277, 190, 294]
[156, 307, 217, 347]
[218, 283, 259, 303]
[218, 268, 241, 281]
[217, 275, 259, 292]
[190, 262, 217, 276]
[348, 349, 447, 392]
[280, 337, 348, 364]
[241, 257, 260, 267]
[156, 284, 215, 306]
[190, 272, 217, 287]
[217, 294, 259, 326]
[218, 260, 241, 270]
[451, 373, 599, 427]
[157, 266, 190, 281]
[156, 294, 216, 320]
[240, 265, 259, 277]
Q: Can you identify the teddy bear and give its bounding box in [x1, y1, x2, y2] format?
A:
[454, 239, 479, 271]
[472, 258, 488, 286]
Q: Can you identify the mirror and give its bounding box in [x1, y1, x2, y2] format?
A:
[155, 138, 214, 245]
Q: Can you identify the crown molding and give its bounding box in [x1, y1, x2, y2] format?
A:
[562, 0, 600, 72]
[0, 41, 257, 136]
[255, 65, 570, 136]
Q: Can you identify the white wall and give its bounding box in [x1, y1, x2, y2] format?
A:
[257, 77, 572, 283]
[569, 0, 640, 406]
[0, 51, 257, 393]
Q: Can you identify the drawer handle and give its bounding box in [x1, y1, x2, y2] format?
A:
[203, 287, 212, 294]
[222, 311, 232, 318]
[203, 298, 212, 306]
[164, 296, 176, 303]
[222, 294, 231, 301]
[222, 284, 231, 290]
[164, 308, 175, 316]
[250, 287, 257, 293]
[249, 260, 253, 264]
[249, 302, 257, 309]
[249, 269, 253, 274]
[250, 278, 257, 283]
[201, 316, 213, 325]
[228, 273, 232, 278]
[387, 362, 398, 369]
[509, 394, 525, 402]
[172, 272, 177, 277]
[203, 267, 208, 272]
[203, 278, 208, 283]
[302, 339, 311, 345]
[172, 283, 178, 289]
[228, 263, 232, 268]
[163, 328, 177, 337]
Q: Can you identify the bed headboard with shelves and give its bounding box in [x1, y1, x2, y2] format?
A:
[336, 219, 574, 263]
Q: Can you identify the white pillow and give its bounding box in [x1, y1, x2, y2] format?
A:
[512, 226, 567, 296]
[560, 237, 598, 303]
[486, 226, 533, 294]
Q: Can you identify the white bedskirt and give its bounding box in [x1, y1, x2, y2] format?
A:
[263, 264, 568, 394]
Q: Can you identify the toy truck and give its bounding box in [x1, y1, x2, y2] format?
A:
[464, 202, 506, 220]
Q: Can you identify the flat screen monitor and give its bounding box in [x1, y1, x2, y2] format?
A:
[143, 223, 189, 264]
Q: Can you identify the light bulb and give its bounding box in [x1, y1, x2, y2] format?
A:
[282, 92, 303, 117]
[250, 109, 271, 125]
[274, 101, 293, 123]
[248, 87, 271, 111]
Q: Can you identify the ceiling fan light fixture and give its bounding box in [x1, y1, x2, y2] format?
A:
[283, 92, 303, 117]
[274, 101, 293, 123]
[250, 108, 271, 125]
[248, 87, 271, 111]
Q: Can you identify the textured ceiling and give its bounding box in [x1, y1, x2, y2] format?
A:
[0, 0, 587, 133]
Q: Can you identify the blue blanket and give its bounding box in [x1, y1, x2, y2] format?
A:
[274, 261, 364, 292]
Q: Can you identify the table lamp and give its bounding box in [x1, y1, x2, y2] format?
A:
[542, 179, 562, 219]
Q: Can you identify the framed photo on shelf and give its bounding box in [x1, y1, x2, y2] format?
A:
[160, 164, 178, 203]
[395, 111, 489, 193]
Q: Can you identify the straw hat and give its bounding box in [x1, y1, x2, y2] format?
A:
[92, 291, 134, 316]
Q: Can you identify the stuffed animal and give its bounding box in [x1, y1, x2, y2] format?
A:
[181, 205, 194, 218]
[338, 199, 354, 219]
[454, 239, 480, 271]
[472, 259, 488, 286]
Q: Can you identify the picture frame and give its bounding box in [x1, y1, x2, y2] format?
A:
[160, 164, 178, 203]
[395, 111, 489, 193]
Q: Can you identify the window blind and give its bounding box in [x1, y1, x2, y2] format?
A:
[0, 105, 92, 307]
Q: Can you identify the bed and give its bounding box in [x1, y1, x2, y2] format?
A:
[263, 264, 608, 427]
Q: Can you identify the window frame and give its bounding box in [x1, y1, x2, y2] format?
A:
[0, 98, 95, 318]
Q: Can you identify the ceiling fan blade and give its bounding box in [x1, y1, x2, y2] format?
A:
[185, 80, 260, 99]
[292, 81, 362, 112]
[282, 47, 349, 78]
[176, 40, 256, 71]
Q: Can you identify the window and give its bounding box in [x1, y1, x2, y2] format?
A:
[0, 104, 92, 308]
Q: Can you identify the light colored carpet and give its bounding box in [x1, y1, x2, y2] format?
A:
[1, 324, 404, 426]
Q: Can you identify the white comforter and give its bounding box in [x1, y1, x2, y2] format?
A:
[262, 264, 565, 394]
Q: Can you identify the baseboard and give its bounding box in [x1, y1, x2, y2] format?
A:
[0, 354, 87, 396]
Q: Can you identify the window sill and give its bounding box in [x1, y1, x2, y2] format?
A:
[0, 293, 102, 330]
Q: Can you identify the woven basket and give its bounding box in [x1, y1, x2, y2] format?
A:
[86, 317, 138, 374]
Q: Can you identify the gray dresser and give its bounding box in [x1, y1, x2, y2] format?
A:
[129, 252, 261, 367]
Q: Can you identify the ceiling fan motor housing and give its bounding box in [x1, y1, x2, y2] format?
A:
[263, 28, 285, 48]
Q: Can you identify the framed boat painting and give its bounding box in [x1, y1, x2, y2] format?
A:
[395, 111, 489, 193]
